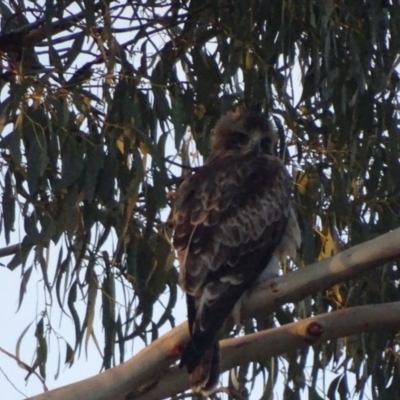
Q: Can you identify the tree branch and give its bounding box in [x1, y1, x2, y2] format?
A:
[243, 225, 400, 318]
[133, 302, 400, 400]
[27, 227, 400, 400]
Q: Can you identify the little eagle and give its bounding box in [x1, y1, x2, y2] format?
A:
[172, 107, 301, 394]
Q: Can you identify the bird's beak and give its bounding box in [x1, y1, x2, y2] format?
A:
[251, 135, 262, 154]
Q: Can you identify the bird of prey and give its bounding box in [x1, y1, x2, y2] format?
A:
[172, 107, 301, 395]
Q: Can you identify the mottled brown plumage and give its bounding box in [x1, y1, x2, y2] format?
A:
[172, 108, 300, 395]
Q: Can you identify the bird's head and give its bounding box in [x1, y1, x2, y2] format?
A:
[210, 108, 278, 159]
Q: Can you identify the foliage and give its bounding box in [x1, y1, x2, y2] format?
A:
[0, 0, 400, 398]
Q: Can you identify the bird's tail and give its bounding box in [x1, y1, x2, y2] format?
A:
[181, 341, 220, 395]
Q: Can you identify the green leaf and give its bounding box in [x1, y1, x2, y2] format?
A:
[136, 89, 154, 136]
[84, 263, 98, 357]
[55, 185, 79, 241]
[44, 0, 54, 38]
[170, 95, 187, 150]
[49, 45, 63, 69]
[84, 142, 104, 203]
[38, 209, 56, 244]
[9, 128, 22, 164]
[16, 320, 34, 368]
[67, 280, 80, 351]
[48, 96, 70, 132]
[82, 0, 96, 28]
[102, 271, 115, 370]
[96, 153, 117, 204]
[0, 129, 21, 164]
[24, 214, 40, 245]
[152, 167, 167, 209]
[0, 98, 11, 136]
[144, 185, 157, 239]
[156, 268, 178, 329]
[34, 317, 48, 379]
[64, 31, 86, 70]
[308, 385, 325, 400]
[151, 62, 171, 120]
[65, 342, 74, 366]
[0, 3, 14, 26]
[2, 169, 15, 244]
[126, 236, 138, 280]
[35, 244, 51, 296]
[55, 252, 70, 315]
[17, 266, 33, 311]
[7, 236, 34, 271]
[60, 134, 85, 188]
[387, 115, 400, 190]
[54, 339, 61, 380]
[190, 47, 222, 107]
[115, 315, 124, 363]
[328, 375, 347, 400]
[25, 126, 48, 195]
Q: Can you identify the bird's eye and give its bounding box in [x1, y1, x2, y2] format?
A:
[231, 131, 249, 147]
[260, 137, 271, 153]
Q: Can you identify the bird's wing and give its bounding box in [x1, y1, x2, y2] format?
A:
[173, 154, 293, 371]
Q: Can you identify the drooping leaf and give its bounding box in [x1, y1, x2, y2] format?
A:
[67, 280, 80, 351]
[84, 262, 98, 357]
[2, 169, 15, 244]
[55, 185, 79, 241]
[65, 342, 74, 367]
[170, 94, 187, 150]
[0, 98, 11, 136]
[7, 236, 34, 271]
[17, 266, 33, 311]
[151, 61, 171, 121]
[55, 251, 71, 315]
[25, 124, 48, 196]
[15, 321, 34, 370]
[34, 317, 48, 379]
[102, 270, 115, 370]
[308, 386, 325, 400]
[60, 133, 86, 189]
[63, 31, 86, 71]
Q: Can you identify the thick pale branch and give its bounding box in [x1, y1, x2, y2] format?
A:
[28, 227, 400, 400]
[28, 324, 188, 400]
[135, 302, 400, 400]
[243, 225, 400, 317]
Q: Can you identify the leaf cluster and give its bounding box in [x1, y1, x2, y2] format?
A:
[0, 0, 400, 398]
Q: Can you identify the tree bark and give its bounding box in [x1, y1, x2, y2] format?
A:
[28, 227, 400, 400]
[134, 302, 400, 400]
